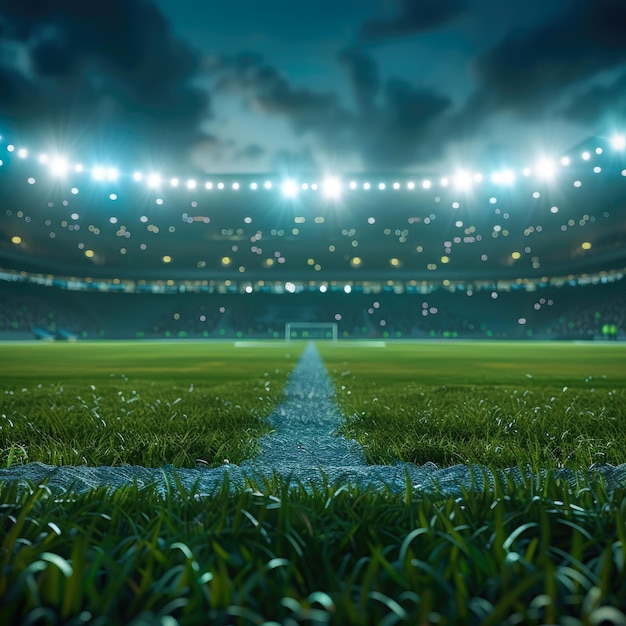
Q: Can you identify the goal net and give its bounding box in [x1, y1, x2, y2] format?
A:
[285, 321, 338, 341]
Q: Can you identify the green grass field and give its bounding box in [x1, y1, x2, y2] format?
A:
[0, 341, 302, 467]
[1, 339, 626, 624]
[318, 341, 626, 469]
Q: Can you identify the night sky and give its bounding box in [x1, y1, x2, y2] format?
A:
[0, 0, 625, 175]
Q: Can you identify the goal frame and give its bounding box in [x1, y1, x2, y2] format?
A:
[285, 321, 338, 342]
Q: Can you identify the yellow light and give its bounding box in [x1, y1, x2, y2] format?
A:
[390, 258, 399, 266]
[440, 256, 449, 264]
[11, 236, 22, 244]
[221, 256, 231, 266]
[162, 255, 172, 263]
[351, 257, 362, 266]
[511, 251, 521, 260]
[582, 242, 592, 250]
[85, 249, 94, 258]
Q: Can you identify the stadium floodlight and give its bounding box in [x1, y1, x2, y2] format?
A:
[106, 167, 119, 182]
[170, 177, 179, 187]
[186, 179, 197, 190]
[147, 173, 162, 188]
[611, 134, 625, 150]
[535, 158, 556, 179]
[453, 170, 472, 190]
[560, 156, 571, 166]
[349, 180, 357, 189]
[133, 171, 143, 182]
[38, 153, 49, 164]
[49, 157, 69, 177]
[17, 148, 28, 158]
[250, 182, 257, 190]
[264, 180, 272, 189]
[91, 165, 106, 181]
[490, 169, 515, 185]
[281, 179, 298, 197]
[422, 179, 431, 189]
[322, 176, 341, 198]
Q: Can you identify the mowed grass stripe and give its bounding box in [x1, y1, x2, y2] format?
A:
[318, 341, 626, 468]
[0, 341, 302, 468]
[318, 340, 626, 387]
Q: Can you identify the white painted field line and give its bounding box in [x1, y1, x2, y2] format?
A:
[2, 341, 624, 495]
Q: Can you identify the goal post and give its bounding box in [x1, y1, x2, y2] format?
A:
[285, 321, 338, 342]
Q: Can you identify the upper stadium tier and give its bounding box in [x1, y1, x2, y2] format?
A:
[1, 133, 625, 285]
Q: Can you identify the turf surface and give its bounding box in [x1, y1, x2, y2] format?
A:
[1, 339, 626, 624]
[0, 341, 302, 467]
[319, 341, 626, 468]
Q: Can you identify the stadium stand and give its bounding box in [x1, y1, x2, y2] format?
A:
[0, 132, 624, 341]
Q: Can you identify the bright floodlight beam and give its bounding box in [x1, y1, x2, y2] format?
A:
[536, 158, 556, 180]
[147, 173, 162, 188]
[491, 169, 515, 185]
[322, 176, 341, 198]
[453, 170, 472, 190]
[49, 157, 69, 177]
[611, 134, 625, 150]
[281, 179, 298, 197]
[91, 165, 106, 181]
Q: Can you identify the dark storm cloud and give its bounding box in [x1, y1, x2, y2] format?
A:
[337, 48, 380, 111]
[474, 0, 626, 114]
[271, 147, 319, 173]
[213, 52, 349, 140]
[234, 143, 266, 161]
[211, 52, 355, 155]
[360, 79, 452, 168]
[562, 70, 626, 126]
[0, 0, 210, 166]
[210, 51, 452, 169]
[359, 0, 468, 41]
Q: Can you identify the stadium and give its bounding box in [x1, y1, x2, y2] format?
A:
[1, 129, 626, 624]
[1, 132, 625, 343]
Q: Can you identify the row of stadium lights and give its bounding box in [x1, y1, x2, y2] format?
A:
[2, 135, 626, 198]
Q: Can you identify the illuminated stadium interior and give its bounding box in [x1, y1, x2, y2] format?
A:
[1, 132, 625, 341]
